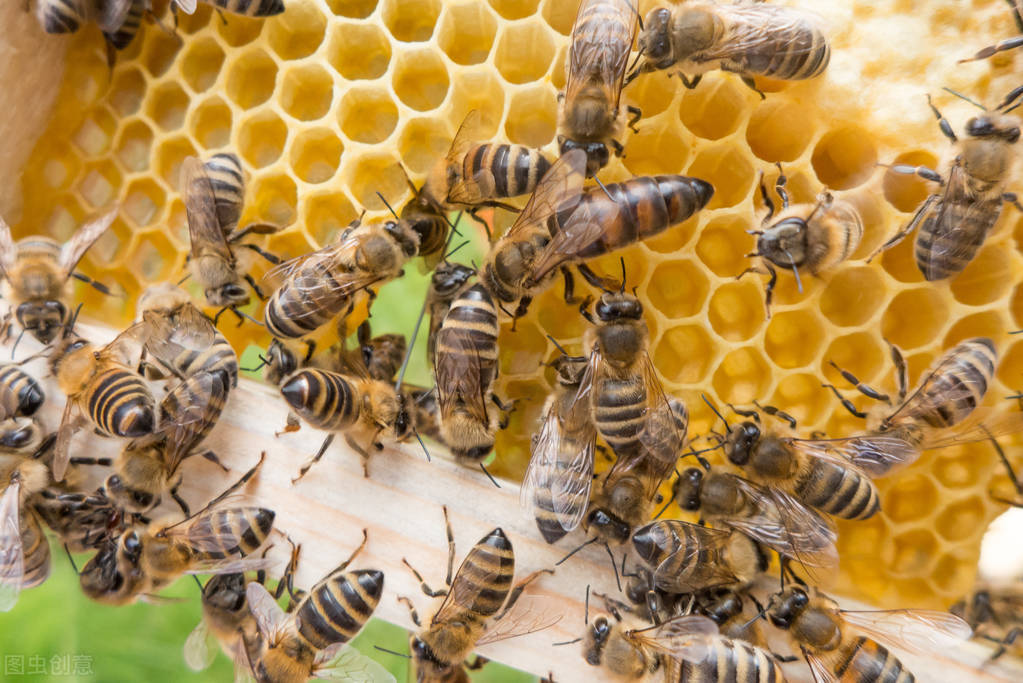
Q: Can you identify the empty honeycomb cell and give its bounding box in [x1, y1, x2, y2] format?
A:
[769, 373, 831, 427]
[819, 266, 885, 327]
[338, 87, 398, 143]
[711, 347, 771, 404]
[504, 86, 558, 149]
[290, 128, 344, 184]
[146, 81, 189, 131]
[884, 474, 939, 524]
[447, 72, 505, 137]
[882, 150, 940, 213]
[189, 97, 233, 149]
[882, 287, 948, 350]
[488, 0, 539, 20]
[535, 287, 587, 341]
[745, 98, 815, 162]
[653, 325, 715, 384]
[43, 202, 83, 243]
[494, 19, 555, 85]
[72, 111, 117, 158]
[131, 231, 178, 282]
[78, 161, 121, 210]
[154, 136, 199, 186]
[823, 332, 886, 387]
[40, 145, 80, 190]
[280, 64, 334, 121]
[114, 120, 154, 173]
[695, 215, 750, 278]
[176, 3, 213, 34]
[764, 310, 825, 369]
[996, 338, 1023, 390]
[266, 230, 317, 267]
[345, 153, 408, 211]
[108, 68, 147, 117]
[500, 322, 546, 376]
[267, 2, 327, 61]
[392, 49, 449, 112]
[141, 28, 182, 79]
[838, 517, 888, 566]
[934, 451, 984, 490]
[811, 126, 878, 190]
[65, 51, 107, 105]
[890, 529, 938, 576]
[935, 496, 987, 543]
[122, 178, 165, 228]
[647, 260, 708, 319]
[686, 144, 754, 209]
[438, 2, 497, 65]
[382, 0, 440, 42]
[643, 214, 700, 254]
[226, 49, 278, 110]
[180, 37, 225, 93]
[708, 281, 763, 342]
[877, 223, 925, 284]
[540, 0, 574, 34]
[949, 243, 1013, 305]
[327, 23, 392, 80]
[624, 71, 675, 120]
[304, 192, 359, 245]
[932, 554, 973, 595]
[397, 117, 451, 173]
[591, 247, 649, 292]
[944, 311, 1005, 347]
[622, 118, 690, 176]
[247, 174, 298, 226]
[678, 79, 748, 141]
[166, 198, 188, 247]
[216, 14, 265, 47]
[238, 111, 288, 168]
[844, 190, 888, 260]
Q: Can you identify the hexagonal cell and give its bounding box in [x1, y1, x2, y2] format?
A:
[109, 68, 147, 117]
[949, 243, 1013, 306]
[247, 174, 298, 226]
[654, 325, 715, 384]
[392, 49, 449, 112]
[66, 52, 107, 105]
[647, 260, 708, 319]
[623, 118, 690, 176]
[290, 128, 344, 184]
[326, 0, 377, 18]
[145, 81, 189, 131]
[176, 3, 213, 33]
[141, 29, 181, 78]
[819, 266, 886, 327]
[535, 287, 587, 341]
[494, 18, 555, 85]
[238, 111, 288, 168]
[504, 86, 557, 148]
[769, 373, 831, 427]
[845, 190, 888, 260]
[1012, 281, 1023, 328]
[345, 153, 408, 211]
[40, 143, 81, 190]
[540, 0, 575, 35]
[438, 1, 497, 65]
[382, 0, 440, 41]
[695, 215, 750, 278]
[745, 98, 815, 163]
[338, 87, 398, 143]
[154, 135, 199, 187]
[446, 72, 505, 136]
[884, 474, 938, 524]
[643, 214, 700, 254]
[122, 177, 165, 228]
[226, 49, 278, 110]
[131, 230, 179, 282]
[279, 64, 334, 122]
[86, 213, 132, 266]
[328, 23, 391, 80]
[997, 339, 1023, 390]
[882, 150, 939, 213]
[876, 220, 925, 284]
[935, 496, 986, 543]
[944, 311, 1004, 348]
[500, 322, 547, 376]
[398, 117, 451, 174]
[679, 79, 747, 141]
[180, 37, 225, 93]
[190, 97, 233, 149]
[488, 0, 538, 19]
[765, 310, 824, 369]
[711, 347, 771, 404]
[890, 529, 938, 576]
[623, 71, 675, 120]
[78, 161, 121, 210]
[304, 192, 359, 245]
[686, 144, 754, 209]
[931, 554, 973, 596]
[810, 125, 878, 190]
[881, 288, 948, 350]
[72, 111, 117, 158]
[216, 15, 265, 47]
[823, 332, 886, 388]
[708, 281, 764, 341]
[268, 2, 327, 60]
[933, 451, 985, 490]
[114, 119, 154, 173]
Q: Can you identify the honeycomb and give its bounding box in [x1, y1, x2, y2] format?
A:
[9, 0, 1023, 614]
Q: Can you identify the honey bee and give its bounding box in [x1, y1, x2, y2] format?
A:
[741, 166, 863, 317]
[0, 207, 117, 345]
[101, 0, 147, 51]
[871, 88, 1023, 280]
[481, 150, 713, 320]
[172, 0, 284, 19]
[32, 484, 128, 553]
[0, 363, 45, 418]
[950, 584, 1023, 660]
[263, 217, 420, 340]
[695, 588, 770, 647]
[182, 154, 281, 316]
[629, 1, 830, 93]
[425, 261, 475, 366]
[0, 458, 52, 611]
[399, 169, 454, 266]
[767, 586, 971, 682]
[559, 0, 640, 176]
[522, 353, 596, 544]
[401, 507, 556, 682]
[673, 466, 838, 568]
[50, 323, 157, 482]
[34, 0, 132, 37]
[247, 532, 392, 683]
[79, 455, 275, 605]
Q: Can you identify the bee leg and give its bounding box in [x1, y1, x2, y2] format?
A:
[70, 272, 115, 296]
[884, 338, 909, 403]
[740, 75, 766, 100]
[292, 435, 333, 483]
[610, 138, 625, 158]
[237, 243, 283, 266]
[989, 627, 1022, 661]
[465, 656, 490, 671]
[773, 162, 790, 209]
[442, 504, 456, 586]
[229, 222, 282, 241]
[466, 209, 493, 241]
[68, 457, 112, 467]
[626, 105, 642, 133]
[961, 35, 1023, 63]
[825, 361, 890, 403]
[866, 194, 940, 262]
[1002, 192, 1023, 214]
[762, 261, 777, 320]
[276, 412, 302, 436]
[578, 296, 596, 324]
[244, 274, 267, 300]
[926, 94, 959, 143]
[169, 485, 190, 517]
[197, 449, 229, 472]
[216, 7, 228, 25]
[396, 595, 421, 627]
[677, 73, 702, 89]
[494, 569, 555, 620]
[821, 383, 868, 419]
[752, 400, 798, 429]
[726, 404, 760, 422]
[274, 536, 302, 602]
[560, 266, 577, 304]
[336, 528, 369, 572]
[401, 558, 448, 598]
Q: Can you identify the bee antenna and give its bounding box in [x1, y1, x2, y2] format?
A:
[373, 645, 412, 659]
[241, 355, 269, 373]
[375, 191, 401, 221]
[232, 308, 265, 328]
[781, 249, 803, 293]
[176, 272, 191, 286]
[552, 637, 584, 646]
[738, 604, 769, 632]
[556, 537, 598, 566]
[593, 175, 617, 204]
[1009, 329, 1023, 334]
[10, 328, 25, 361]
[546, 334, 570, 356]
[998, 85, 1023, 113]
[479, 462, 501, 489]
[395, 295, 429, 393]
[63, 543, 79, 575]
[413, 427, 431, 463]
[192, 575, 204, 590]
[985, 425, 1023, 496]
[618, 257, 627, 293]
[941, 86, 988, 110]
[700, 394, 730, 430]
[584, 584, 591, 624]
[604, 542, 622, 593]
[444, 239, 471, 261]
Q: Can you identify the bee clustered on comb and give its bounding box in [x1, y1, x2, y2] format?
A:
[6, 0, 1023, 665]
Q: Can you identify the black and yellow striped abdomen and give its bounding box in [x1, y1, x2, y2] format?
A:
[915, 181, 1000, 281]
[831, 636, 915, 683]
[676, 636, 784, 683]
[295, 568, 384, 650]
[462, 144, 551, 201]
[532, 445, 589, 544]
[632, 520, 736, 593]
[0, 364, 45, 416]
[161, 333, 238, 389]
[725, 13, 830, 80]
[571, 0, 635, 83]
[264, 261, 351, 339]
[205, 153, 246, 232]
[458, 527, 514, 618]
[188, 507, 275, 560]
[17, 510, 52, 590]
[279, 369, 361, 432]
[159, 371, 230, 449]
[793, 457, 879, 520]
[85, 368, 155, 438]
[592, 375, 646, 456]
[103, 0, 144, 50]
[900, 337, 996, 429]
[435, 283, 500, 388]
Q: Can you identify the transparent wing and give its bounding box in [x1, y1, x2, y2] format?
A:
[433, 317, 491, 425]
[841, 609, 972, 656]
[475, 597, 562, 646]
[142, 305, 217, 369]
[312, 643, 397, 682]
[0, 481, 24, 611]
[565, 0, 636, 108]
[245, 581, 289, 643]
[159, 371, 229, 474]
[791, 434, 919, 479]
[182, 157, 234, 263]
[630, 614, 719, 661]
[173, 0, 198, 15]
[95, 0, 134, 32]
[637, 356, 687, 489]
[183, 619, 218, 671]
[919, 410, 1023, 451]
[496, 149, 587, 243]
[0, 213, 16, 275]
[803, 650, 840, 683]
[446, 109, 483, 168]
[60, 207, 119, 277]
[184, 556, 278, 576]
[0, 384, 20, 422]
[646, 521, 738, 593]
[52, 401, 79, 483]
[433, 540, 504, 626]
[529, 192, 616, 282]
[162, 495, 271, 552]
[698, 5, 824, 64]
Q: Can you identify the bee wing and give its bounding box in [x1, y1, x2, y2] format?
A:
[183, 618, 218, 671]
[310, 643, 396, 682]
[475, 597, 562, 647]
[265, 239, 383, 320]
[182, 156, 234, 264]
[565, 0, 636, 109]
[693, 5, 824, 64]
[630, 614, 719, 660]
[637, 356, 687, 490]
[245, 580, 290, 644]
[803, 650, 840, 683]
[185, 556, 278, 576]
[163, 495, 271, 552]
[0, 384, 20, 422]
[95, 0, 134, 32]
[59, 207, 118, 278]
[0, 214, 16, 277]
[173, 0, 198, 15]
[432, 539, 508, 626]
[142, 305, 217, 367]
[650, 521, 738, 593]
[446, 109, 483, 168]
[791, 434, 919, 480]
[0, 481, 24, 611]
[840, 609, 972, 656]
[434, 319, 491, 425]
[160, 371, 229, 473]
[919, 410, 1023, 451]
[529, 192, 613, 283]
[52, 400, 79, 482]
[498, 149, 587, 242]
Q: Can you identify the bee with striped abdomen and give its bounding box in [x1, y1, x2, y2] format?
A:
[0, 207, 117, 345]
[741, 166, 863, 318]
[172, 0, 284, 19]
[184, 572, 264, 679]
[768, 586, 970, 683]
[559, 0, 640, 176]
[425, 261, 475, 366]
[32, 484, 127, 554]
[0, 363, 45, 419]
[0, 458, 52, 611]
[400, 169, 453, 268]
[629, 1, 830, 93]
[871, 88, 1023, 280]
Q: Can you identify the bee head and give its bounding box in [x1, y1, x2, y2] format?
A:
[700, 589, 744, 626]
[767, 587, 809, 630]
[584, 614, 614, 665]
[206, 283, 250, 308]
[595, 292, 644, 322]
[965, 113, 1020, 143]
[673, 467, 704, 512]
[430, 262, 475, 299]
[17, 300, 67, 344]
[724, 421, 761, 466]
[639, 8, 674, 64]
[758, 217, 808, 268]
[384, 220, 421, 258]
[105, 474, 159, 514]
[0, 419, 41, 451]
[557, 137, 610, 177]
[587, 508, 632, 545]
[264, 339, 298, 385]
